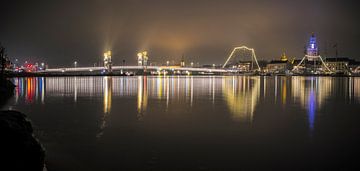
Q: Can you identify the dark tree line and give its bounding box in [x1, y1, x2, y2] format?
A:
[0, 44, 6, 78]
[0, 44, 11, 78]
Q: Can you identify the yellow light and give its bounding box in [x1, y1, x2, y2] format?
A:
[137, 53, 143, 58]
[142, 51, 148, 57]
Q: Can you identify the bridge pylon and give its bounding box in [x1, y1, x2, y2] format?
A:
[104, 51, 112, 72]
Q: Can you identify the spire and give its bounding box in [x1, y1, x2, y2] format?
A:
[307, 33, 318, 56]
[280, 52, 288, 62]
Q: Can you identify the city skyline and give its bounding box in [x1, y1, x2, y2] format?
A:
[1, 0, 360, 67]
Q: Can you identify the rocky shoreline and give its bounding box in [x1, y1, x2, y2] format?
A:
[1, 79, 46, 171]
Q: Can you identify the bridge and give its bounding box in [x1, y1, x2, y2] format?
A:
[41, 65, 233, 74]
[37, 46, 259, 75]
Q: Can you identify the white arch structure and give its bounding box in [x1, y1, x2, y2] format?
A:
[222, 46, 260, 71]
[292, 55, 332, 73]
[354, 66, 360, 73]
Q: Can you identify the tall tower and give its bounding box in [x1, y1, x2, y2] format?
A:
[307, 33, 318, 56]
[180, 55, 185, 67]
[104, 51, 112, 72]
[292, 33, 332, 73]
[137, 51, 149, 66]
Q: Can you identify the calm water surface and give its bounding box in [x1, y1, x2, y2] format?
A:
[3, 76, 360, 170]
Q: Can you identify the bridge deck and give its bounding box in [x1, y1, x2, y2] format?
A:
[41, 66, 233, 73]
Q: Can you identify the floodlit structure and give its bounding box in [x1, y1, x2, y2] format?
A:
[103, 51, 112, 72]
[222, 46, 260, 71]
[137, 51, 148, 66]
[292, 33, 332, 73]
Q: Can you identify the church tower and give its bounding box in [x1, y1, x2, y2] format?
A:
[307, 33, 318, 56]
[280, 52, 288, 62]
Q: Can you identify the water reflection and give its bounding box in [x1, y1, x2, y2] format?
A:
[137, 76, 148, 120]
[13, 77, 45, 104]
[349, 77, 360, 101]
[10, 76, 360, 129]
[97, 77, 112, 138]
[291, 77, 334, 132]
[222, 76, 260, 122]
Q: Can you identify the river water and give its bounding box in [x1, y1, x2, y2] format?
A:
[3, 76, 360, 170]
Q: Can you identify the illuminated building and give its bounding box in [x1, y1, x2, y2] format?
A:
[266, 52, 290, 74]
[324, 58, 360, 74]
[324, 58, 352, 74]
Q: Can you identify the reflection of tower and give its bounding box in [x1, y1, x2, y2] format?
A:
[97, 77, 112, 138]
[293, 33, 332, 73]
[137, 51, 148, 66]
[137, 76, 148, 120]
[103, 51, 112, 72]
[291, 77, 333, 134]
[103, 77, 112, 114]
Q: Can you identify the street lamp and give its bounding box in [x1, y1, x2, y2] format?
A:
[74, 61, 77, 68]
[166, 61, 170, 66]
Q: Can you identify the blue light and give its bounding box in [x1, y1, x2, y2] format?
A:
[307, 34, 318, 56]
[308, 90, 315, 132]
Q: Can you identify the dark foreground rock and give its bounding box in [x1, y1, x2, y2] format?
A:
[0, 110, 45, 171]
[0, 79, 15, 106]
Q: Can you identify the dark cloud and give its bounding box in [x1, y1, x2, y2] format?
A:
[1, 0, 359, 67]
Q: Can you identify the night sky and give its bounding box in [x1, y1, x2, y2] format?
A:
[1, 0, 359, 67]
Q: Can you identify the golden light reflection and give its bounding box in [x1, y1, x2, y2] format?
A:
[97, 76, 113, 138]
[222, 76, 260, 122]
[281, 77, 287, 106]
[349, 77, 360, 101]
[291, 77, 333, 110]
[291, 77, 333, 132]
[137, 76, 148, 120]
[103, 77, 113, 114]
